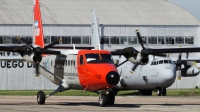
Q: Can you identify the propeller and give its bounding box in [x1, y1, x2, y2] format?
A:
[16, 36, 61, 63]
[136, 29, 166, 58]
[16, 36, 61, 76]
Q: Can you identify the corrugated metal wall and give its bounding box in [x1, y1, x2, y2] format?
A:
[0, 24, 199, 90]
[0, 62, 57, 90]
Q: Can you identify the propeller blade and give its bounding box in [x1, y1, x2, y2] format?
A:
[16, 36, 35, 50]
[34, 63, 40, 77]
[130, 63, 139, 73]
[42, 50, 61, 54]
[135, 29, 144, 49]
[177, 70, 181, 80]
[178, 53, 182, 60]
[44, 38, 62, 49]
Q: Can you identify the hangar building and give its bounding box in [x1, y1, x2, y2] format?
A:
[0, 0, 200, 90]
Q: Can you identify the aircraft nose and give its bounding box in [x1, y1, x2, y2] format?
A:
[106, 71, 120, 85]
[160, 69, 175, 81]
[158, 69, 176, 87]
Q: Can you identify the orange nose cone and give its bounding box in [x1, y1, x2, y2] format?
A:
[106, 71, 120, 85]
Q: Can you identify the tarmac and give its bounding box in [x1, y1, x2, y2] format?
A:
[0, 95, 200, 112]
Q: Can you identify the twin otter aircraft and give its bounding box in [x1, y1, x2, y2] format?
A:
[0, 0, 120, 107]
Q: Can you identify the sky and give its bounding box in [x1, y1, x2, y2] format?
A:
[168, 0, 200, 21]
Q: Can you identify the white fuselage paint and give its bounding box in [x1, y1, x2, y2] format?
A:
[38, 49, 83, 90]
[114, 55, 176, 90]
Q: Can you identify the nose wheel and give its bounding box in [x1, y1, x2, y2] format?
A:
[157, 88, 166, 96]
[98, 91, 116, 107]
[99, 94, 108, 107]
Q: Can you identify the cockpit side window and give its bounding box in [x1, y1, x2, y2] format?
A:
[164, 60, 169, 63]
[80, 55, 84, 65]
[151, 61, 157, 65]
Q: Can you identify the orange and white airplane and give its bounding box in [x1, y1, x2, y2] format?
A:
[0, 0, 120, 107]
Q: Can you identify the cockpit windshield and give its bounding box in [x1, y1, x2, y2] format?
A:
[85, 53, 113, 64]
[151, 59, 174, 65]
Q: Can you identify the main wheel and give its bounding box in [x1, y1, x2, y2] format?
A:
[37, 90, 46, 104]
[162, 88, 166, 96]
[99, 94, 108, 107]
[107, 92, 115, 105]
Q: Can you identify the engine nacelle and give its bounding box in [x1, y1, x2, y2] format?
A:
[181, 66, 200, 77]
[128, 53, 149, 65]
[22, 54, 35, 63]
[22, 54, 42, 63]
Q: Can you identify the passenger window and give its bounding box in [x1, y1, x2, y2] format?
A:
[68, 60, 70, 66]
[80, 55, 84, 65]
[159, 60, 163, 64]
[164, 60, 169, 63]
[71, 60, 73, 65]
[65, 60, 67, 66]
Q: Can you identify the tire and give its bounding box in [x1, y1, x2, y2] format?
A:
[157, 89, 162, 96]
[99, 94, 108, 107]
[162, 88, 166, 96]
[37, 90, 46, 104]
[107, 92, 115, 105]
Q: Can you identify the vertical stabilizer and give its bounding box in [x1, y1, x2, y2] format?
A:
[33, 0, 45, 48]
[91, 10, 101, 50]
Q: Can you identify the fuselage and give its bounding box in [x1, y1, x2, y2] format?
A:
[38, 49, 120, 91]
[114, 55, 176, 90]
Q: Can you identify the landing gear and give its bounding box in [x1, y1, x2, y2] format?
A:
[99, 94, 108, 107]
[140, 90, 152, 96]
[157, 88, 167, 96]
[36, 83, 68, 105]
[98, 91, 116, 107]
[37, 90, 46, 104]
[107, 91, 115, 105]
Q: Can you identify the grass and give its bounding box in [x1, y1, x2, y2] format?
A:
[0, 89, 200, 96]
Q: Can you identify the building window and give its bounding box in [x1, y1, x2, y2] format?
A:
[175, 37, 184, 44]
[44, 36, 51, 44]
[4, 36, 12, 44]
[110, 36, 119, 44]
[12, 36, 20, 44]
[185, 37, 194, 44]
[158, 37, 164, 44]
[165, 37, 174, 44]
[62, 36, 71, 44]
[0, 36, 3, 44]
[51, 36, 60, 43]
[72, 36, 81, 44]
[100, 37, 109, 44]
[128, 36, 137, 44]
[82, 36, 90, 44]
[120, 37, 128, 45]
[148, 37, 157, 44]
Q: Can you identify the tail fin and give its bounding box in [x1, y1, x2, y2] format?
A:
[91, 10, 101, 50]
[33, 0, 45, 48]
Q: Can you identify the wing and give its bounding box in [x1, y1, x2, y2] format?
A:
[0, 56, 25, 61]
